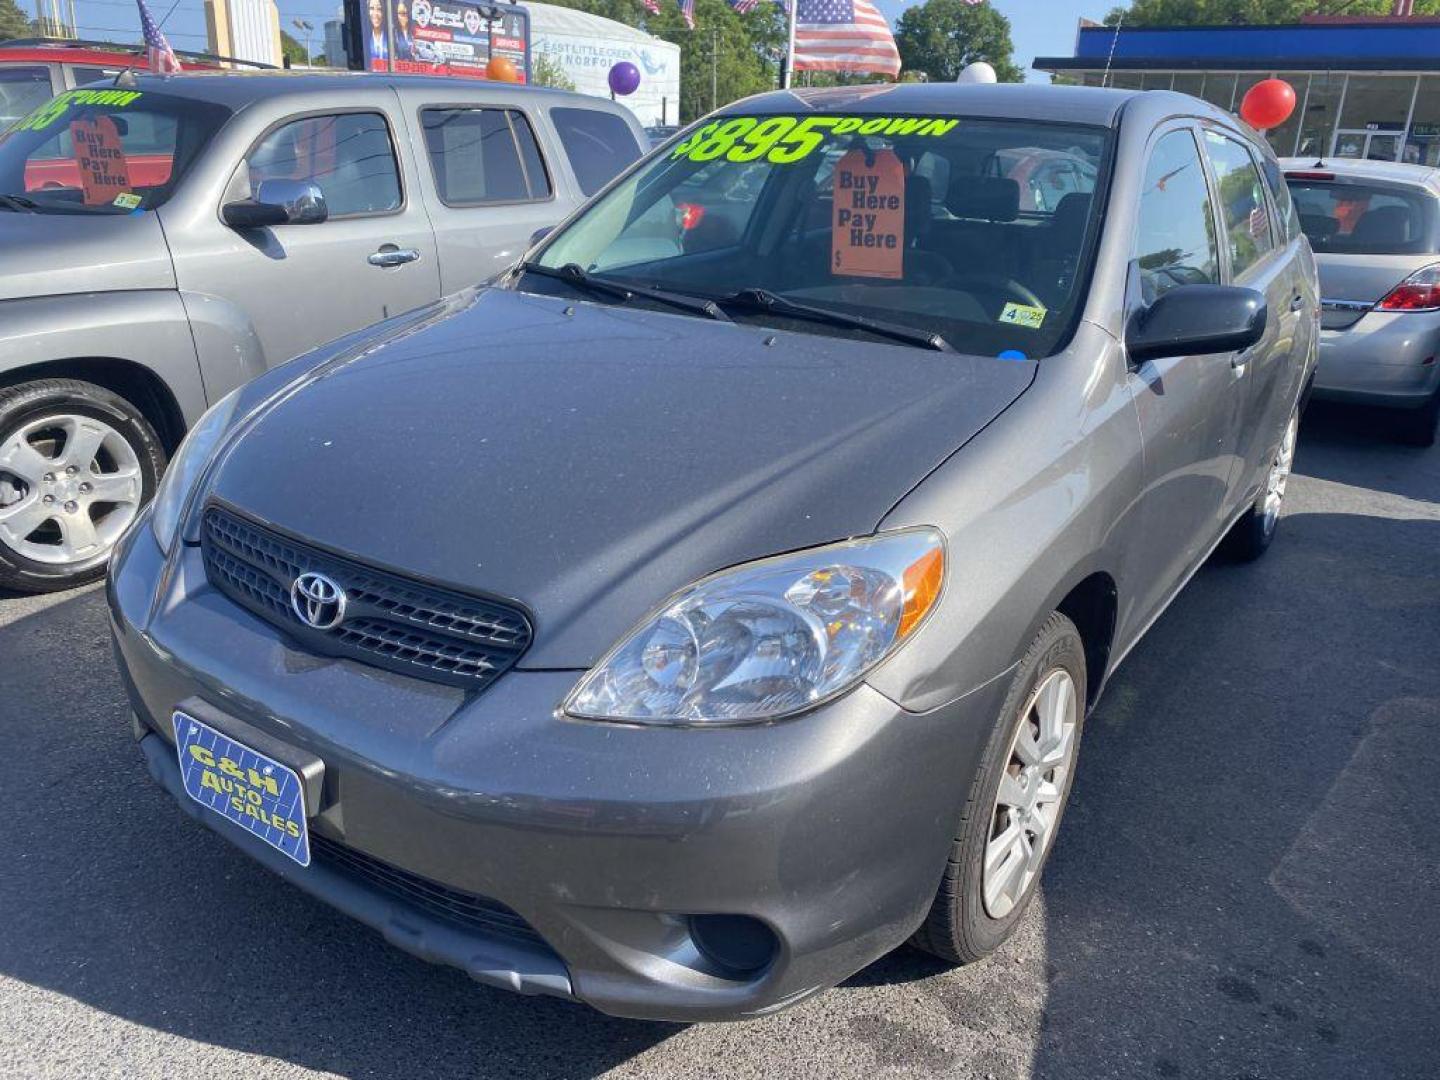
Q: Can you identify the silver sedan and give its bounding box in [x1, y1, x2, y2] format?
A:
[1284, 157, 1440, 445]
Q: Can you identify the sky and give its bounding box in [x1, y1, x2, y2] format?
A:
[52, 0, 1109, 81]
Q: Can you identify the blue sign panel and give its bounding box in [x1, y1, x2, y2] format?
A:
[173, 712, 310, 867]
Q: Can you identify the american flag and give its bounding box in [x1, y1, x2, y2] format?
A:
[678, 0, 695, 28]
[730, 0, 760, 12]
[642, 0, 660, 13]
[136, 0, 182, 74]
[793, 0, 900, 78]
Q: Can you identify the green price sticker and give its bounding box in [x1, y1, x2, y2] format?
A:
[10, 89, 143, 134]
[670, 115, 960, 165]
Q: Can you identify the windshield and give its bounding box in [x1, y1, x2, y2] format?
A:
[525, 112, 1110, 356]
[0, 87, 231, 214]
[1289, 179, 1439, 255]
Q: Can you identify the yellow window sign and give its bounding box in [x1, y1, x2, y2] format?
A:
[10, 88, 143, 134]
[671, 115, 960, 165]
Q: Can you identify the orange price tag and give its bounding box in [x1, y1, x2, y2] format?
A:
[69, 116, 131, 206]
[831, 147, 905, 280]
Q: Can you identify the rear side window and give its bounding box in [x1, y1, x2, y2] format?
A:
[1134, 129, 1220, 303]
[421, 107, 551, 205]
[0, 67, 53, 131]
[245, 112, 401, 218]
[1287, 180, 1438, 254]
[1258, 155, 1299, 243]
[1203, 131, 1276, 279]
[551, 107, 641, 196]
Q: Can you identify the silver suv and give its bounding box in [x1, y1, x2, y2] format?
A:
[0, 72, 644, 591]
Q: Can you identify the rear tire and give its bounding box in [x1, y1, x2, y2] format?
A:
[910, 612, 1087, 964]
[0, 379, 165, 594]
[1396, 391, 1439, 448]
[1224, 405, 1299, 562]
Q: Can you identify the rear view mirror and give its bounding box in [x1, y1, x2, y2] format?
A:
[1126, 284, 1267, 364]
[222, 178, 328, 229]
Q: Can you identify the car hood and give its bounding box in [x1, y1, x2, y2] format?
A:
[209, 287, 1035, 668]
[0, 211, 174, 300]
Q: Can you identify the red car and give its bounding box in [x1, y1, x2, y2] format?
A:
[0, 39, 255, 191]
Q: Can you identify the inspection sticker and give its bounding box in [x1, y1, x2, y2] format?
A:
[173, 711, 310, 866]
[112, 192, 142, 209]
[998, 302, 1047, 329]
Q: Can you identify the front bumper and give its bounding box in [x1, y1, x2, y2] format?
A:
[108, 519, 1002, 1022]
[1314, 309, 1440, 407]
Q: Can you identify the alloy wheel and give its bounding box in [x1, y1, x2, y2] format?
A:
[0, 413, 143, 567]
[982, 667, 1079, 920]
[1262, 411, 1299, 536]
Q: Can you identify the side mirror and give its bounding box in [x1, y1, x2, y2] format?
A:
[222, 178, 328, 229]
[529, 225, 553, 247]
[1126, 284, 1267, 364]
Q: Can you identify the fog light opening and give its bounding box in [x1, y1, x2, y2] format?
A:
[687, 914, 778, 978]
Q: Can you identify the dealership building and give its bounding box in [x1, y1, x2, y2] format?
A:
[1036, 17, 1440, 165]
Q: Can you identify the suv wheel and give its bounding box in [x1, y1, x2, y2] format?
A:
[0, 379, 165, 593]
[910, 612, 1087, 964]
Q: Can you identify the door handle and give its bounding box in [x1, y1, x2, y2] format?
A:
[368, 245, 420, 268]
[1289, 294, 1305, 312]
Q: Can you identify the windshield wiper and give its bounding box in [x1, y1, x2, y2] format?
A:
[0, 193, 39, 213]
[518, 262, 731, 322]
[717, 287, 954, 352]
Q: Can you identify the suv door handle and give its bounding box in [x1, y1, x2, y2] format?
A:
[368, 245, 420, 268]
[1289, 294, 1305, 312]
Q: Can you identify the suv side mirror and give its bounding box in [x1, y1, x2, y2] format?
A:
[1126, 284, 1267, 364]
[222, 178, 328, 229]
[529, 226, 553, 247]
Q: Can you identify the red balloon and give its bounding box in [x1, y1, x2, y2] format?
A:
[1240, 78, 1296, 131]
[486, 56, 520, 83]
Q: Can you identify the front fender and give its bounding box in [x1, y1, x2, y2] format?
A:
[0, 291, 208, 425]
[870, 327, 1144, 714]
[176, 291, 269, 402]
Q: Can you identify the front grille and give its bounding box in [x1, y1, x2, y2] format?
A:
[310, 834, 546, 946]
[201, 504, 532, 690]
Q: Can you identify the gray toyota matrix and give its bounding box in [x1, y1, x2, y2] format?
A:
[108, 84, 1316, 1021]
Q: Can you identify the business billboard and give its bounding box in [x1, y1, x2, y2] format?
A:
[347, 0, 530, 81]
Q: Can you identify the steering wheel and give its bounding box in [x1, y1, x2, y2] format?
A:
[941, 275, 1047, 312]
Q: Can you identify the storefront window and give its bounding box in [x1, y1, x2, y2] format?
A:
[1266, 73, 1309, 157]
[1200, 73, 1237, 112]
[1141, 72, 1174, 91]
[1405, 76, 1440, 166]
[1171, 73, 1205, 99]
[1297, 73, 1344, 160]
[1336, 74, 1416, 161]
[1108, 72, 1144, 90]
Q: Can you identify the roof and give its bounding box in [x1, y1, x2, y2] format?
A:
[123, 70, 621, 111]
[525, 1, 677, 50]
[721, 83, 1138, 127]
[1280, 156, 1440, 188]
[1037, 19, 1440, 73]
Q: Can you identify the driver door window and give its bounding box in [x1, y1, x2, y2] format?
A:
[244, 112, 401, 218]
[1134, 129, 1219, 303]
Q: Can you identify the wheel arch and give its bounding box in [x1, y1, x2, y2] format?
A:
[1053, 570, 1119, 710]
[0, 357, 188, 455]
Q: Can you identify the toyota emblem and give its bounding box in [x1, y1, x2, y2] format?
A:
[290, 571, 347, 631]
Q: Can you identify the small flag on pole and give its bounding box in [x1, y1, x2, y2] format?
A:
[642, 0, 660, 13]
[679, 0, 695, 28]
[137, 0, 182, 74]
[730, 0, 760, 13]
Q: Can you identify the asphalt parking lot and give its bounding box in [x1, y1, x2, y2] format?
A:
[1, 403, 1436, 1080]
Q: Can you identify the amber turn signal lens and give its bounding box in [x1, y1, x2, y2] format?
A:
[899, 546, 944, 638]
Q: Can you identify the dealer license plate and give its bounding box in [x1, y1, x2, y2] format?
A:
[172, 711, 310, 866]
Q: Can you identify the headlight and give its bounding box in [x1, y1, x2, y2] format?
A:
[150, 388, 242, 552]
[565, 529, 945, 725]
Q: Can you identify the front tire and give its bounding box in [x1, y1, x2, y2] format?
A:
[910, 612, 1087, 964]
[0, 379, 165, 593]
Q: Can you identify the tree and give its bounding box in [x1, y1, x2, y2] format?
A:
[1104, 0, 1440, 25]
[0, 0, 33, 42]
[280, 30, 313, 67]
[532, 52, 577, 92]
[895, 0, 1023, 85]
